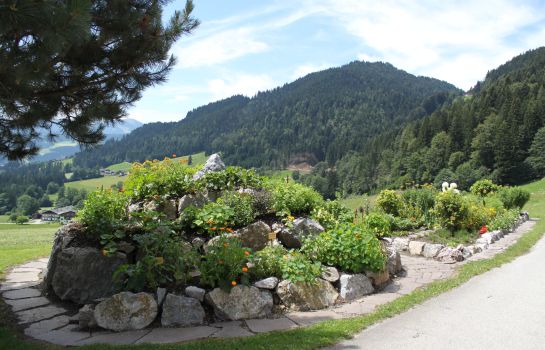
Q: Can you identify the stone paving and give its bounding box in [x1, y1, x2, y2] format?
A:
[0, 220, 535, 346]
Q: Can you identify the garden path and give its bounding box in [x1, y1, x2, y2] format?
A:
[0, 220, 534, 347]
[328, 220, 540, 350]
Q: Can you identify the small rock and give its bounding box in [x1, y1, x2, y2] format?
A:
[94, 292, 157, 332]
[392, 237, 410, 252]
[156, 288, 167, 306]
[116, 241, 135, 255]
[78, 304, 97, 330]
[206, 285, 273, 320]
[161, 294, 205, 327]
[461, 247, 473, 259]
[276, 279, 338, 311]
[185, 286, 206, 302]
[365, 269, 390, 287]
[254, 277, 279, 290]
[321, 266, 340, 283]
[339, 274, 374, 301]
[436, 248, 464, 264]
[386, 246, 403, 275]
[475, 242, 489, 251]
[162, 199, 178, 220]
[408, 241, 426, 255]
[178, 193, 208, 212]
[192, 237, 205, 249]
[422, 243, 444, 258]
[277, 218, 324, 249]
[237, 221, 271, 251]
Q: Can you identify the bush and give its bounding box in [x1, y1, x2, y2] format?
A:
[402, 187, 435, 222]
[498, 186, 530, 209]
[302, 223, 386, 273]
[391, 216, 421, 231]
[470, 179, 499, 196]
[433, 191, 468, 232]
[310, 200, 352, 230]
[15, 215, 29, 224]
[199, 235, 253, 290]
[488, 209, 520, 230]
[114, 230, 199, 291]
[376, 190, 404, 216]
[279, 251, 322, 284]
[363, 212, 392, 237]
[462, 196, 495, 231]
[197, 167, 263, 193]
[251, 245, 288, 280]
[193, 202, 235, 235]
[77, 190, 128, 238]
[266, 180, 324, 217]
[218, 191, 256, 227]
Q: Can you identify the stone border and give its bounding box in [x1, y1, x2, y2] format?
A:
[388, 213, 530, 264]
[0, 220, 535, 346]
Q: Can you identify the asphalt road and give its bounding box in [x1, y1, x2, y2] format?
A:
[328, 233, 545, 350]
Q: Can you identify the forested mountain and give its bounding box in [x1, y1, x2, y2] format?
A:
[73, 61, 461, 168]
[316, 47, 545, 195]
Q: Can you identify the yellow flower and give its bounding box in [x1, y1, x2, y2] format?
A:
[287, 215, 295, 221]
[155, 257, 164, 265]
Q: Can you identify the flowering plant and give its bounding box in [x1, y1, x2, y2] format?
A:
[479, 225, 488, 235]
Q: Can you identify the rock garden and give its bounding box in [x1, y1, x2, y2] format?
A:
[4, 155, 531, 340]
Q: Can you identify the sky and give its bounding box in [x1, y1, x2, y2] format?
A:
[128, 0, 545, 124]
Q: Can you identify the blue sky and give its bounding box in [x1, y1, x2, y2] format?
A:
[128, 0, 545, 123]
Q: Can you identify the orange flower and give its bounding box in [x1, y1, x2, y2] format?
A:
[211, 227, 217, 231]
[242, 267, 248, 273]
[244, 251, 250, 256]
[231, 281, 237, 286]
[101, 249, 108, 257]
[172, 154, 177, 158]
[226, 228, 234, 233]
[220, 227, 226, 231]
[223, 242, 229, 247]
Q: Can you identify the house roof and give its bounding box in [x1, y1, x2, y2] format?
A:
[41, 206, 77, 215]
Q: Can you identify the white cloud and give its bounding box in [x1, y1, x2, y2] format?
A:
[207, 73, 277, 100]
[292, 63, 331, 80]
[128, 108, 182, 124]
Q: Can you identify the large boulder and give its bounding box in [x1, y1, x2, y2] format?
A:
[193, 153, 226, 180]
[205, 285, 273, 320]
[178, 193, 209, 212]
[386, 246, 403, 275]
[276, 279, 338, 311]
[277, 218, 324, 249]
[339, 274, 374, 301]
[392, 237, 410, 252]
[161, 294, 205, 327]
[94, 292, 157, 332]
[237, 221, 271, 251]
[408, 241, 426, 255]
[422, 243, 444, 258]
[43, 224, 127, 304]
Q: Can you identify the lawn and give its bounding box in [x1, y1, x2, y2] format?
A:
[1, 178, 544, 349]
[106, 152, 208, 173]
[0, 215, 10, 223]
[65, 175, 126, 192]
[340, 194, 377, 211]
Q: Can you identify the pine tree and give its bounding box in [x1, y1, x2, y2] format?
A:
[0, 0, 199, 160]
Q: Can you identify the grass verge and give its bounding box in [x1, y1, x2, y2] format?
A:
[0, 179, 544, 349]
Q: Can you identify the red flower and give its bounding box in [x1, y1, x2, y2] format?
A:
[479, 225, 488, 235]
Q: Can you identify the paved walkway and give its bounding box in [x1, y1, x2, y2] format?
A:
[328, 220, 540, 350]
[0, 221, 534, 346]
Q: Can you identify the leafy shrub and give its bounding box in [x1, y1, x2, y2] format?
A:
[470, 179, 499, 196]
[498, 186, 530, 209]
[199, 235, 252, 290]
[250, 189, 273, 216]
[488, 209, 520, 230]
[193, 202, 235, 235]
[310, 200, 352, 230]
[402, 187, 435, 221]
[218, 191, 256, 227]
[251, 245, 288, 280]
[124, 159, 195, 201]
[391, 216, 421, 231]
[376, 189, 404, 216]
[114, 230, 199, 291]
[363, 212, 392, 237]
[433, 191, 468, 232]
[279, 251, 322, 284]
[77, 189, 128, 238]
[197, 167, 263, 192]
[266, 180, 324, 217]
[462, 196, 494, 231]
[302, 223, 386, 273]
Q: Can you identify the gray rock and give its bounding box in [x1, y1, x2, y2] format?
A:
[461, 246, 473, 259]
[193, 153, 226, 180]
[191, 237, 205, 249]
[94, 292, 157, 332]
[127, 203, 142, 214]
[116, 241, 135, 255]
[254, 277, 279, 290]
[436, 248, 464, 264]
[203, 233, 239, 254]
[321, 266, 340, 282]
[44, 231, 127, 304]
[386, 246, 403, 275]
[422, 243, 444, 258]
[143, 201, 159, 212]
[162, 199, 178, 220]
[408, 241, 426, 255]
[161, 294, 205, 327]
[237, 221, 271, 251]
[276, 279, 338, 311]
[392, 237, 410, 252]
[339, 274, 374, 301]
[277, 218, 324, 249]
[205, 285, 273, 320]
[178, 193, 208, 213]
[78, 304, 97, 330]
[156, 288, 167, 306]
[475, 242, 489, 251]
[365, 269, 390, 287]
[185, 286, 206, 302]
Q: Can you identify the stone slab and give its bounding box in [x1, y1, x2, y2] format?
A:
[5, 271, 40, 283]
[16, 305, 67, 324]
[18, 261, 48, 269]
[0, 281, 40, 291]
[245, 317, 298, 333]
[333, 301, 376, 316]
[5, 296, 50, 311]
[77, 329, 151, 345]
[135, 326, 217, 344]
[210, 321, 254, 338]
[32, 324, 90, 346]
[24, 315, 71, 337]
[2, 287, 41, 300]
[287, 310, 344, 326]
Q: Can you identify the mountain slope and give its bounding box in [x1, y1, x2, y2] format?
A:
[73, 61, 461, 168]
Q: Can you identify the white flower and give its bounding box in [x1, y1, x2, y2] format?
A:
[442, 182, 449, 192]
[449, 183, 458, 189]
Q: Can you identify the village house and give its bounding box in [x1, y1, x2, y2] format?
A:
[41, 206, 77, 222]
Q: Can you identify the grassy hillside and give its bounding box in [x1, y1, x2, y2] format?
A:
[65, 175, 126, 192]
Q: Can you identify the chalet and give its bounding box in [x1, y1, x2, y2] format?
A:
[41, 206, 77, 222]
